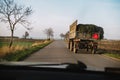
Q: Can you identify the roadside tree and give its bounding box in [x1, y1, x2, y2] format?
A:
[60, 33, 65, 39]
[44, 28, 54, 40]
[23, 31, 29, 39]
[0, 0, 33, 47]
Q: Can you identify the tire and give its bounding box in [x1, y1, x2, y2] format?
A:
[73, 42, 78, 53]
[73, 47, 77, 53]
[86, 46, 89, 51]
[91, 49, 95, 54]
[91, 47, 97, 54]
[67, 42, 70, 49]
[70, 41, 73, 51]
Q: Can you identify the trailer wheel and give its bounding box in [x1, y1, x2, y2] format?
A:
[73, 42, 78, 53]
[70, 41, 73, 51]
[67, 41, 70, 49]
[86, 45, 89, 52]
[91, 47, 97, 54]
[73, 47, 77, 53]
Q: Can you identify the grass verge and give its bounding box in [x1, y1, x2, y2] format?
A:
[0, 41, 52, 61]
[104, 53, 120, 60]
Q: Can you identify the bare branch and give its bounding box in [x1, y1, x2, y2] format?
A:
[0, 0, 33, 47]
[44, 28, 54, 40]
[0, 18, 8, 23]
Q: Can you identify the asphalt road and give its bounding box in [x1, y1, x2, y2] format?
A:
[24, 40, 120, 71]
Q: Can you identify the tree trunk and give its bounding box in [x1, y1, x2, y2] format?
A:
[9, 30, 14, 48]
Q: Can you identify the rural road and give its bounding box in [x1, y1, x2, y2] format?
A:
[24, 40, 120, 71]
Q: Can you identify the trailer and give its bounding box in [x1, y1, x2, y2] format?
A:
[68, 20, 98, 54]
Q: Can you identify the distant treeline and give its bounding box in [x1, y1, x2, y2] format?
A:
[77, 24, 104, 39]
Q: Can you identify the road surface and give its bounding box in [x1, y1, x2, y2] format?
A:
[24, 40, 120, 71]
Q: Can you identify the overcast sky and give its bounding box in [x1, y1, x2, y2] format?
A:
[0, 0, 120, 40]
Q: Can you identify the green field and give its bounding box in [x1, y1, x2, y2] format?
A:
[0, 42, 9, 47]
[0, 38, 45, 48]
[0, 39, 45, 57]
[0, 41, 34, 48]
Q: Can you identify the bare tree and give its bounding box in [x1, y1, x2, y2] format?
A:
[0, 0, 32, 47]
[44, 28, 54, 40]
[23, 31, 29, 39]
[60, 33, 65, 39]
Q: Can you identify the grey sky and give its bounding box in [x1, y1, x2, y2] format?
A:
[0, 0, 120, 39]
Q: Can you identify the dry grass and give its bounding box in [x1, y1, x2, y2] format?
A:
[31, 40, 50, 47]
[0, 45, 25, 57]
[0, 40, 52, 61]
[0, 40, 50, 57]
[98, 40, 120, 51]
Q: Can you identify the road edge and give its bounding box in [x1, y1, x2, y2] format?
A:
[101, 54, 120, 62]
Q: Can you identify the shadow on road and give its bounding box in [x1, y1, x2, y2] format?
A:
[76, 49, 93, 54]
